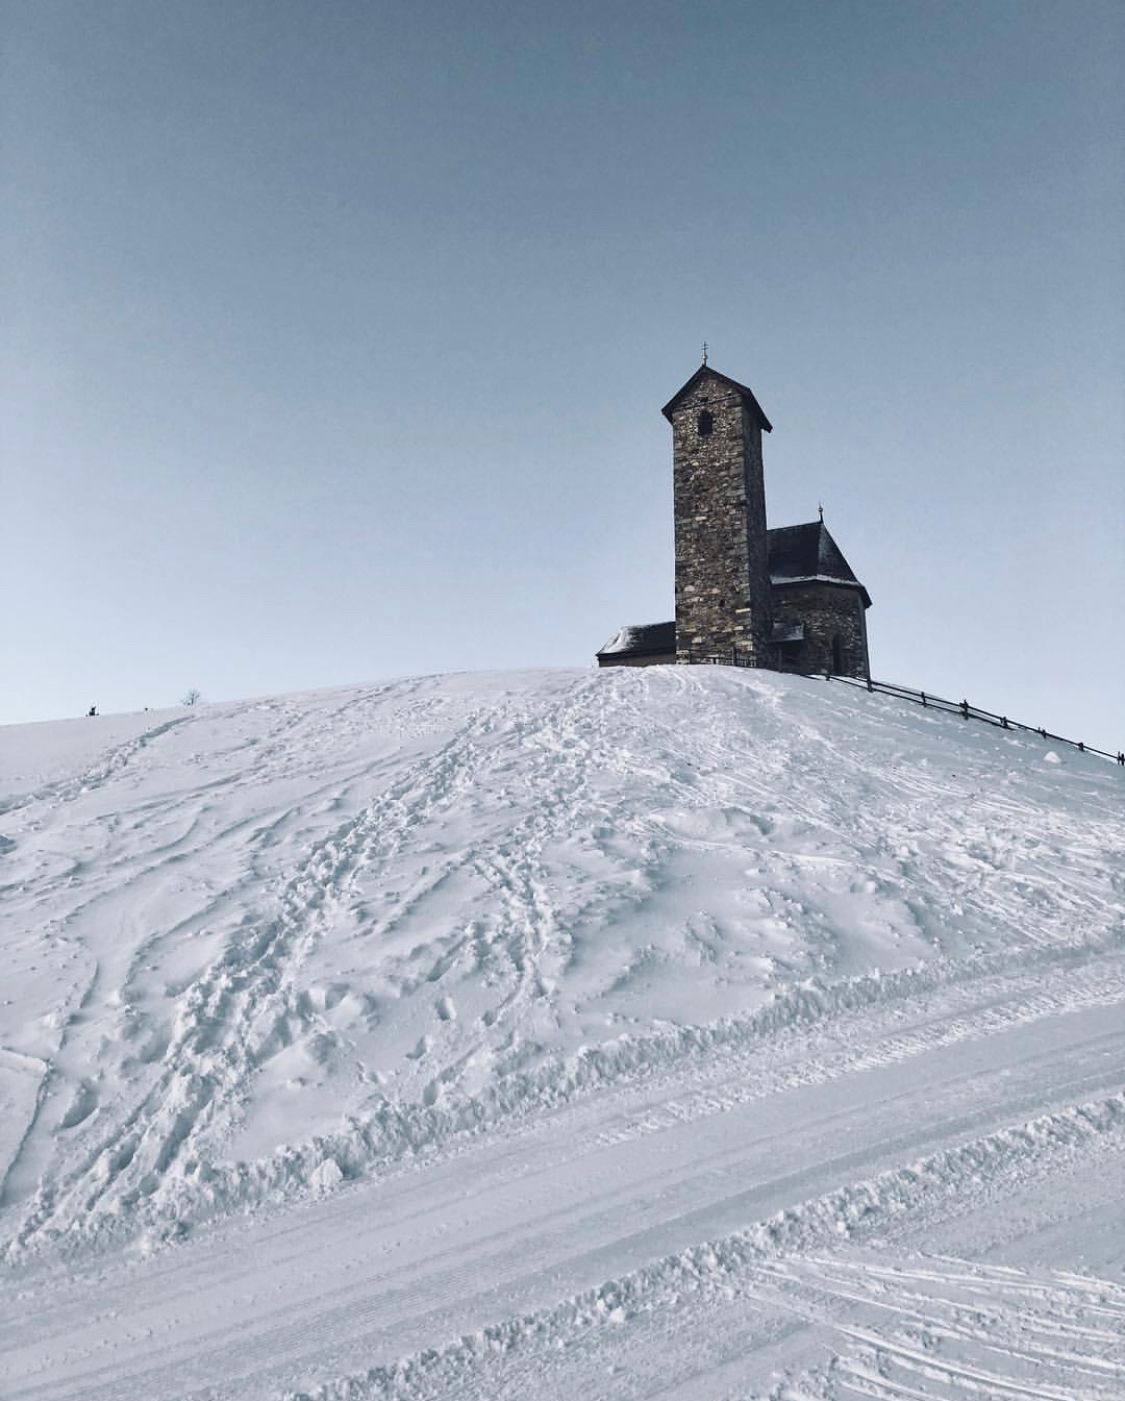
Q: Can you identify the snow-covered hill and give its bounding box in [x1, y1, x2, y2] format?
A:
[1, 667, 1122, 1400]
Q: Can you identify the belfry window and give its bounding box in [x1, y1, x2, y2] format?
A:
[697, 409, 714, 437]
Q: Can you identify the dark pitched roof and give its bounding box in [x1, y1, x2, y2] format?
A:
[597, 621, 676, 658]
[767, 521, 871, 608]
[661, 365, 772, 432]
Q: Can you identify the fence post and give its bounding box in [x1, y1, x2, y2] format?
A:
[960, 700, 969, 719]
[866, 675, 873, 692]
[1001, 716, 1008, 729]
[921, 691, 927, 707]
[1118, 752, 1124, 766]
[1078, 741, 1084, 753]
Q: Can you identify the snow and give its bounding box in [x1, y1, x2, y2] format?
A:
[768, 572, 862, 589]
[0, 665, 1122, 1399]
[597, 626, 636, 653]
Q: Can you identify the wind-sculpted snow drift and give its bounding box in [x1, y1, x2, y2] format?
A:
[0, 667, 1122, 1400]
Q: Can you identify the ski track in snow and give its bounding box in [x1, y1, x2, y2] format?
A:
[0, 666, 1122, 1400]
[286, 1094, 1125, 1401]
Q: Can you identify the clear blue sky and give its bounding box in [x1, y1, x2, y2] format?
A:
[4, 0, 1123, 747]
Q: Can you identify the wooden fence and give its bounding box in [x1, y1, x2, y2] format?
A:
[681, 650, 1123, 766]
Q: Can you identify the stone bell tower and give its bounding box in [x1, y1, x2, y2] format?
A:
[662, 362, 774, 665]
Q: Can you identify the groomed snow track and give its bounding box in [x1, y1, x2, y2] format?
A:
[1, 667, 1122, 1399]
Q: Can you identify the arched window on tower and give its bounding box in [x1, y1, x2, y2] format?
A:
[831, 635, 844, 674]
[697, 409, 714, 437]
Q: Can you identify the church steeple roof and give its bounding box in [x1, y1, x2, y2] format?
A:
[660, 364, 773, 431]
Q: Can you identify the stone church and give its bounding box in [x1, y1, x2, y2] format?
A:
[597, 361, 872, 678]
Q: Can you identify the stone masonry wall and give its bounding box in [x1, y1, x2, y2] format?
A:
[771, 582, 870, 678]
[672, 375, 772, 664]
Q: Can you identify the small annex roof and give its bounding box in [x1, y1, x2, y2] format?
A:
[597, 620, 676, 658]
[767, 520, 872, 608]
[661, 364, 772, 432]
